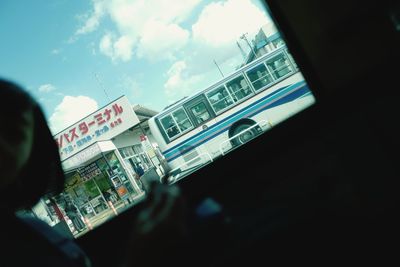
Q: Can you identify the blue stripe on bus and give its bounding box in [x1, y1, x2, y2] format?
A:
[164, 83, 308, 162]
[299, 91, 312, 99]
[162, 82, 296, 154]
[164, 82, 308, 161]
[164, 81, 309, 162]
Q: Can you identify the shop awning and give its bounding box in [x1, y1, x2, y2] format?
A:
[62, 140, 116, 172]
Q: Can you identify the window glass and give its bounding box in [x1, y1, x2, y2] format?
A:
[246, 63, 273, 90]
[160, 108, 193, 139]
[226, 75, 253, 102]
[207, 86, 234, 113]
[83, 180, 100, 199]
[160, 115, 180, 138]
[190, 102, 211, 124]
[120, 145, 152, 172]
[172, 108, 193, 132]
[286, 51, 298, 69]
[266, 53, 292, 79]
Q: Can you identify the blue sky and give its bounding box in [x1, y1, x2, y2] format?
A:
[0, 0, 273, 133]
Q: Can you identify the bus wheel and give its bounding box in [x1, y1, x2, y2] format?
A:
[231, 124, 258, 146]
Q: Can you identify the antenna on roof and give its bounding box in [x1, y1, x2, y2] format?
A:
[94, 72, 111, 102]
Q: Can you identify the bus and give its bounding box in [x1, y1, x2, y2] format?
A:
[148, 44, 315, 181]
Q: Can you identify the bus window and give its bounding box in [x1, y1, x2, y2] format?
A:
[226, 75, 253, 102]
[206, 86, 234, 114]
[285, 50, 298, 70]
[160, 115, 180, 139]
[246, 63, 273, 91]
[160, 108, 193, 139]
[266, 53, 292, 79]
[189, 102, 212, 125]
[172, 108, 193, 133]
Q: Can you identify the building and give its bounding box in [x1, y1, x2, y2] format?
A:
[32, 96, 164, 236]
[238, 22, 286, 68]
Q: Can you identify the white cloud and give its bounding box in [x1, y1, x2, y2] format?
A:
[74, 0, 270, 64]
[137, 19, 189, 60]
[72, 0, 273, 104]
[165, 61, 187, 93]
[99, 33, 113, 57]
[74, 0, 201, 62]
[99, 33, 135, 62]
[107, 0, 201, 31]
[164, 60, 204, 98]
[192, 0, 270, 47]
[38, 84, 56, 93]
[49, 96, 99, 134]
[114, 35, 135, 61]
[162, 0, 272, 101]
[150, 0, 202, 24]
[74, 0, 106, 36]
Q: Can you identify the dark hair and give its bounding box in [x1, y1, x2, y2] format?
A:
[0, 79, 65, 210]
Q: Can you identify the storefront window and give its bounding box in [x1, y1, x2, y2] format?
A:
[104, 151, 141, 198]
[40, 148, 149, 238]
[119, 145, 152, 175]
[82, 180, 106, 214]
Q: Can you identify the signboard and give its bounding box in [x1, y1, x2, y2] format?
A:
[54, 96, 140, 161]
[62, 142, 102, 171]
[116, 185, 128, 198]
[141, 134, 164, 174]
[78, 162, 102, 182]
[140, 134, 156, 158]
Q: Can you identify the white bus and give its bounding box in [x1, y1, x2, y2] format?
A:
[148, 44, 315, 180]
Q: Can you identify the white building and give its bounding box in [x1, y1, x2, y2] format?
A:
[33, 96, 164, 236]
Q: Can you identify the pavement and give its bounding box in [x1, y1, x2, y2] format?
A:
[74, 192, 146, 238]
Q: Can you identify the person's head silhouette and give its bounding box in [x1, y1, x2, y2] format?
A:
[0, 79, 65, 212]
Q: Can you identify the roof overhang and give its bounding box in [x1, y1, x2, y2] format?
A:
[62, 140, 116, 172]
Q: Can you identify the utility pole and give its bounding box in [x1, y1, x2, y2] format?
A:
[240, 32, 257, 59]
[213, 59, 224, 78]
[236, 41, 247, 60]
[94, 72, 111, 102]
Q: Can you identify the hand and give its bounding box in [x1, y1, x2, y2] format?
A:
[125, 182, 187, 266]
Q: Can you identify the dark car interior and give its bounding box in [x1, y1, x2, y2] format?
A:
[75, 0, 399, 265]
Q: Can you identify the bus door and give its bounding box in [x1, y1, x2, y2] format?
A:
[184, 95, 216, 132]
[184, 96, 217, 162]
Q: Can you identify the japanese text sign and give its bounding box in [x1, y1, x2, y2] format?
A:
[54, 96, 140, 161]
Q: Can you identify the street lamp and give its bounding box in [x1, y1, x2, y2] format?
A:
[240, 32, 257, 59]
